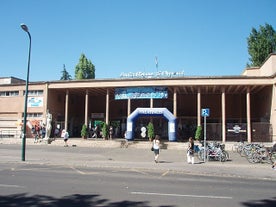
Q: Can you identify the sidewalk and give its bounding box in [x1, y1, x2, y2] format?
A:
[1, 137, 276, 181]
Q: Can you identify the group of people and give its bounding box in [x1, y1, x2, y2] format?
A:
[32, 124, 46, 143]
[151, 135, 195, 164]
[153, 138, 276, 170]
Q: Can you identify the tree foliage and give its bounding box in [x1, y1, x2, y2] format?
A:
[75, 53, 95, 79]
[194, 125, 202, 140]
[81, 124, 88, 138]
[60, 64, 72, 80]
[147, 122, 155, 140]
[247, 23, 276, 67]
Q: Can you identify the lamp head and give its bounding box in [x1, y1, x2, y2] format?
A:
[20, 23, 29, 33]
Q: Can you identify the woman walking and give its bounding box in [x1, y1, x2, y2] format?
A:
[152, 135, 161, 163]
[187, 137, 195, 164]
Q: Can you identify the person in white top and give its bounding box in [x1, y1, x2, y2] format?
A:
[152, 135, 161, 163]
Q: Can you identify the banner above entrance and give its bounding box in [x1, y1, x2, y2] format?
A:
[115, 87, 168, 100]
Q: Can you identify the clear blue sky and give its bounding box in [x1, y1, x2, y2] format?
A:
[1, 0, 276, 81]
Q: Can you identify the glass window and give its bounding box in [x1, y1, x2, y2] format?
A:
[0, 91, 19, 96]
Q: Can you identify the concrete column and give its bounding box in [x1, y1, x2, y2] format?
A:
[270, 84, 276, 142]
[150, 98, 153, 108]
[197, 89, 201, 126]
[106, 89, 109, 124]
[127, 98, 131, 116]
[173, 88, 177, 116]
[221, 89, 226, 143]
[44, 83, 49, 119]
[246, 88, 252, 143]
[65, 90, 69, 132]
[85, 90, 89, 126]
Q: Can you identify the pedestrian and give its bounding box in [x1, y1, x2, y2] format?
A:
[41, 125, 46, 138]
[54, 127, 60, 138]
[109, 125, 113, 139]
[61, 129, 69, 147]
[152, 135, 161, 163]
[187, 137, 195, 164]
[271, 143, 276, 170]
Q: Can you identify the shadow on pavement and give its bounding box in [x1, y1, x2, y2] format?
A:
[241, 197, 276, 207]
[0, 193, 176, 207]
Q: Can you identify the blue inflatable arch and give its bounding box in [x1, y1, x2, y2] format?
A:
[125, 107, 177, 141]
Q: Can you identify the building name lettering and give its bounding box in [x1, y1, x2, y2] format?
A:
[120, 70, 184, 79]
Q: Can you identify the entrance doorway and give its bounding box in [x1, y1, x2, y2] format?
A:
[126, 108, 176, 141]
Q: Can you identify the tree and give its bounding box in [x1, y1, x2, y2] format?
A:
[194, 125, 202, 140]
[60, 64, 72, 80]
[75, 53, 95, 79]
[101, 122, 108, 139]
[147, 122, 155, 141]
[247, 23, 276, 67]
[81, 124, 88, 139]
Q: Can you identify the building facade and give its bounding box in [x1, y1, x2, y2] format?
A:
[1, 54, 276, 142]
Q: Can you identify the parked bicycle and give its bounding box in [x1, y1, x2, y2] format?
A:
[198, 141, 229, 162]
[235, 142, 276, 164]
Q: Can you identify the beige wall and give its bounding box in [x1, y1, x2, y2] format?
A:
[242, 54, 276, 76]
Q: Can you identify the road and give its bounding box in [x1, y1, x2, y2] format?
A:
[0, 144, 276, 206]
[0, 162, 275, 207]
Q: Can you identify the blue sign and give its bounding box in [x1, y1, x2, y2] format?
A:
[201, 108, 210, 117]
[115, 87, 168, 100]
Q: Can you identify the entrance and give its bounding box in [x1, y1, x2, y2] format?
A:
[125, 108, 177, 141]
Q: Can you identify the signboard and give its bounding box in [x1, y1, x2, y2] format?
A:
[27, 97, 43, 107]
[119, 70, 184, 79]
[201, 108, 210, 117]
[115, 87, 168, 100]
[91, 113, 104, 118]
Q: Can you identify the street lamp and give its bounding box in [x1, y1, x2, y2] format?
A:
[20, 23, 31, 161]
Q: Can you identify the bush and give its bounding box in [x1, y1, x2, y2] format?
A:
[147, 122, 155, 140]
[81, 124, 88, 138]
[101, 122, 108, 139]
[195, 125, 202, 140]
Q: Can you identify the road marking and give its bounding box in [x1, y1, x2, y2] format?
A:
[160, 170, 170, 178]
[0, 184, 25, 188]
[69, 166, 99, 175]
[131, 168, 149, 175]
[69, 166, 87, 174]
[131, 191, 233, 200]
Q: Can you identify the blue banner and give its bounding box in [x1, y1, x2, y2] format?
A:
[115, 87, 168, 100]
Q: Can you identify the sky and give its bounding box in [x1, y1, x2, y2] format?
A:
[1, 0, 276, 81]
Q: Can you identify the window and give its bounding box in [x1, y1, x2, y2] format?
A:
[22, 113, 43, 118]
[23, 90, 43, 96]
[0, 91, 19, 97]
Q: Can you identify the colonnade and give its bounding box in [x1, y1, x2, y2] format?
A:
[62, 87, 253, 142]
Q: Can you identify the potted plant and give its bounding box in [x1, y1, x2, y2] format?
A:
[101, 122, 108, 139]
[195, 125, 202, 140]
[81, 124, 88, 139]
[147, 122, 155, 141]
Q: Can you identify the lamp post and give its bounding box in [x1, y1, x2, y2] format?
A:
[20, 23, 31, 161]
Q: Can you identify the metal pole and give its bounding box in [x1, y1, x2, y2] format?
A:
[21, 24, 31, 161]
[204, 115, 206, 163]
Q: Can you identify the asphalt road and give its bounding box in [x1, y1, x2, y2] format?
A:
[0, 144, 276, 207]
[0, 162, 275, 207]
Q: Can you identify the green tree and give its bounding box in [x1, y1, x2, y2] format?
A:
[247, 23, 276, 67]
[147, 122, 155, 141]
[101, 122, 108, 139]
[75, 53, 95, 79]
[81, 124, 88, 138]
[60, 64, 72, 80]
[194, 125, 202, 140]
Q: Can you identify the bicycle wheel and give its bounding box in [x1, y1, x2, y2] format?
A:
[197, 149, 204, 161]
[220, 151, 227, 162]
[271, 152, 276, 163]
